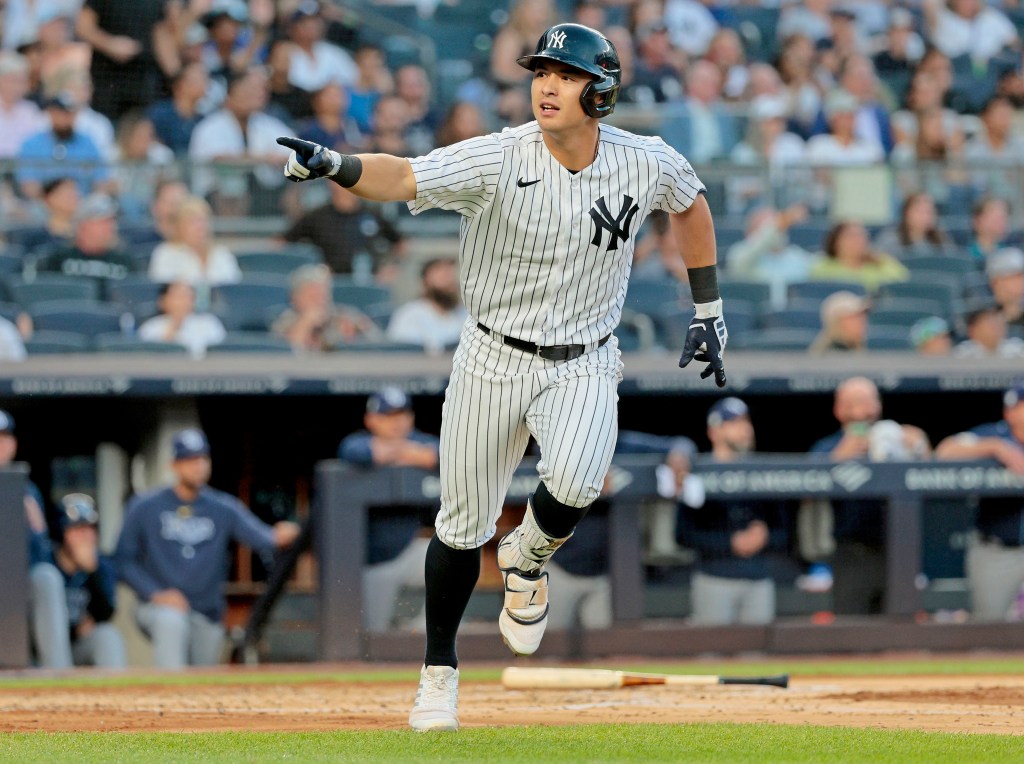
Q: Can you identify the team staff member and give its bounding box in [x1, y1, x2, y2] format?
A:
[936, 382, 1024, 621]
[278, 22, 728, 731]
[116, 429, 300, 669]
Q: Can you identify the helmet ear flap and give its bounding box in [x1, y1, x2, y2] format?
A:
[580, 75, 620, 119]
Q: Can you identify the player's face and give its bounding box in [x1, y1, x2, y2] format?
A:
[710, 417, 755, 455]
[173, 455, 212, 490]
[531, 61, 591, 130]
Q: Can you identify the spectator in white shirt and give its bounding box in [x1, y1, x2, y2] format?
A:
[954, 299, 1024, 358]
[44, 64, 117, 162]
[922, 0, 1020, 64]
[284, 1, 357, 93]
[806, 89, 885, 165]
[0, 316, 27, 362]
[387, 257, 467, 352]
[0, 51, 46, 158]
[964, 95, 1024, 204]
[148, 195, 241, 308]
[138, 281, 227, 358]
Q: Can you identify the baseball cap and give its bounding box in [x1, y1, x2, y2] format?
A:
[43, 91, 79, 111]
[707, 397, 749, 428]
[203, 0, 249, 26]
[821, 290, 870, 325]
[290, 0, 321, 23]
[1005, 382, 1024, 409]
[60, 493, 99, 528]
[0, 409, 14, 434]
[172, 428, 210, 460]
[909, 316, 950, 348]
[367, 386, 411, 415]
[986, 247, 1024, 279]
[749, 95, 788, 121]
[74, 193, 118, 224]
[824, 89, 859, 118]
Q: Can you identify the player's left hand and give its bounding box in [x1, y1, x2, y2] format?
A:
[679, 298, 728, 388]
[277, 136, 340, 182]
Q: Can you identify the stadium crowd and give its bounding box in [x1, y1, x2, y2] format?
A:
[0, 0, 1020, 358]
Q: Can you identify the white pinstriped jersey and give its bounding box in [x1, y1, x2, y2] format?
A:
[407, 121, 705, 346]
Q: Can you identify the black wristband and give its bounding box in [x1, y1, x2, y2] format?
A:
[687, 264, 720, 304]
[330, 154, 363, 188]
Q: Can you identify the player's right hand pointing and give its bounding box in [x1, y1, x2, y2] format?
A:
[277, 136, 341, 182]
[679, 298, 728, 388]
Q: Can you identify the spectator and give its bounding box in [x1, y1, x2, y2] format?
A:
[935, 382, 1024, 621]
[703, 28, 749, 101]
[0, 52, 46, 159]
[122, 178, 190, 251]
[346, 43, 392, 136]
[35, 8, 91, 88]
[338, 386, 439, 632]
[281, 182, 404, 279]
[435, 102, 487, 149]
[0, 315, 28, 361]
[148, 195, 242, 307]
[873, 192, 959, 259]
[116, 428, 300, 669]
[622, 21, 684, 105]
[891, 72, 961, 148]
[986, 248, 1024, 333]
[922, 0, 1020, 67]
[872, 7, 925, 78]
[44, 65, 117, 162]
[490, 0, 555, 90]
[387, 258, 468, 352]
[137, 281, 227, 358]
[394, 64, 440, 157]
[16, 91, 112, 200]
[810, 221, 909, 292]
[676, 60, 738, 164]
[0, 410, 49, 574]
[776, 34, 824, 138]
[111, 110, 175, 221]
[663, 0, 718, 58]
[7, 175, 79, 256]
[909, 315, 953, 355]
[890, 107, 970, 208]
[953, 299, 1024, 358]
[188, 67, 292, 216]
[364, 94, 412, 157]
[964, 96, 1024, 205]
[296, 82, 358, 153]
[806, 89, 886, 167]
[36, 193, 135, 299]
[30, 493, 126, 669]
[725, 204, 815, 310]
[728, 95, 806, 214]
[817, 7, 871, 79]
[197, 0, 270, 85]
[147, 62, 210, 156]
[271, 263, 383, 351]
[745, 62, 785, 101]
[75, 0, 167, 120]
[809, 290, 870, 355]
[777, 0, 833, 46]
[827, 55, 894, 156]
[283, 0, 358, 95]
[678, 398, 789, 626]
[809, 377, 930, 615]
[968, 196, 1013, 264]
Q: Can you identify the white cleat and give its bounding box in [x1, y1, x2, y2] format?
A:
[497, 535, 550, 656]
[409, 665, 460, 732]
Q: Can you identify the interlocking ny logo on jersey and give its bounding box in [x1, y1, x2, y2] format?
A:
[548, 30, 567, 49]
[589, 195, 640, 251]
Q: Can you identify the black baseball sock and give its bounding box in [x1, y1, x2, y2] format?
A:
[423, 535, 481, 669]
[531, 481, 591, 538]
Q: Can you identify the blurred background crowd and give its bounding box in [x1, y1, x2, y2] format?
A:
[0, 0, 1021, 359]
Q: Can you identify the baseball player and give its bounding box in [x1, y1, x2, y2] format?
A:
[277, 22, 728, 732]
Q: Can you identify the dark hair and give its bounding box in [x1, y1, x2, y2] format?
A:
[42, 176, 74, 196]
[898, 192, 946, 246]
[420, 257, 456, 279]
[981, 94, 1014, 114]
[972, 195, 1011, 220]
[823, 221, 852, 258]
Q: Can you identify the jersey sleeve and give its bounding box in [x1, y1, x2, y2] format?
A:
[406, 134, 504, 218]
[226, 496, 277, 554]
[651, 139, 707, 214]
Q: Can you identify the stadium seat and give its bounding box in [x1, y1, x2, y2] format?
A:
[903, 256, 978, 279]
[8, 276, 101, 309]
[787, 224, 831, 251]
[876, 280, 958, 313]
[759, 307, 822, 330]
[212, 278, 291, 331]
[732, 327, 818, 351]
[625, 279, 684, 315]
[870, 307, 940, 330]
[236, 250, 323, 276]
[24, 330, 91, 355]
[93, 333, 190, 353]
[866, 327, 912, 351]
[722, 6, 781, 63]
[335, 339, 428, 352]
[719, 279, 771, 315]
[205, 332, 294, 354]
[362, 301, 394, 331]
[0, 301, 23, 324]
[332, 282, 393, 311]
[872, 296, 951, 321]
[0, 255, 23, 281]
[105, 275, 164, 308]
[787, 280, 867, 303]
[29, 301, 126, 337]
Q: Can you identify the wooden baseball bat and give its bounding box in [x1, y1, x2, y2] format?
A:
[501, 667, 789, 690]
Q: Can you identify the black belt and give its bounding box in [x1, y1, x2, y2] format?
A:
[477, 322, 609, 362]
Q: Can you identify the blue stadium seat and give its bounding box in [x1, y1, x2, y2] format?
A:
[719, 279, 771, 315]
[93, 333, 190, 353]
[732, 327, 818, 351]
[903, 256, 978, 279]
[866, 327, 912, 351]
[0, 255, 23, 281]
[212, 278, 291, 331]
[0, 301, 23, 324]
[29, 301, 126, 336]
[24, 330, 91, 355]
[870, 307, 940, 330]
[235, 249, 323, 276]
[625, 279, 683, 315]
[759, 307, 822, 330]
[787, 280, 867, 304]
[787, 224, 831, 251]
[332, 282, 393, 311]
[9, 276, 101, 309]
[105, 275, 164, 308]
[722, 6, 781, 63]
[205, 332, 294, 354]
[876, 280, 958, 313]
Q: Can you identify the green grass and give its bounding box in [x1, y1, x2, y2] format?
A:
[0, 724, 1020, 763]
[3, 656, 1024, 690]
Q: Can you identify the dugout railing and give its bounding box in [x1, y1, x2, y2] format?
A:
[315, 457, 1024, 663]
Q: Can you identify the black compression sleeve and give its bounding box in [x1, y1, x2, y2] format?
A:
[328, 155, 363, 188]
[688, 264, 720, 304]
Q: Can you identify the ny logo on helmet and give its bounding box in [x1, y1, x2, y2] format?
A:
[548, 30, 567, 49]
[589, 195, 640, 251]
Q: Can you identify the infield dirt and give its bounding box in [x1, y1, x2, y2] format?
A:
[1, 672, 1022, 734]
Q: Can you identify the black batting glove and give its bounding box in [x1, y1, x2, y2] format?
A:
[277, 136, 341, 182]
[678, 298, 728, 388]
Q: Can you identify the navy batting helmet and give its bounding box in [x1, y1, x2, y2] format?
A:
[517, 23, 621, 119]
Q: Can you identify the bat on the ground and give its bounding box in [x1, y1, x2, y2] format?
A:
[501, 667, 789, 690]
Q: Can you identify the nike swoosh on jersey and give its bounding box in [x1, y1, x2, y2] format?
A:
[517, 178, 541, 188]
